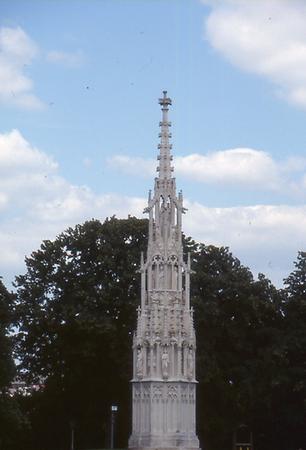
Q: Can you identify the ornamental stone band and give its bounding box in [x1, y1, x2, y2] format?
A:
[128, 92, 201, 450]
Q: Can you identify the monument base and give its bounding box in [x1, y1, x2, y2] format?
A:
[130, 446, 200, 450]
[129, 381, 200, 450]
[129, 435, 200, 449]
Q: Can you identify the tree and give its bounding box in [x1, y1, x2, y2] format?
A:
[15, 217, 292, 450]
[0, 279, 14, 390]
[191, 245, 284, 450]
[279, 251, 306, 450]
[15, 217, 148, 450]
[0, 279, 28, 450]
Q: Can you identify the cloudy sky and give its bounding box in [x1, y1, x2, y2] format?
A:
[1, 0, 306, 288]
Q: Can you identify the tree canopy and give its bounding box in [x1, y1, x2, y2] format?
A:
[14, 217, 148, 450]
[0, 217, 304, 450]
[0, 278, 26, 450]
[0, 279, 14, 389]
[192, 245, 285, 450]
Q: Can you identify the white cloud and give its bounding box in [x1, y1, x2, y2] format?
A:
[46, 49, 84, 67]
[108, 148, 306, 193]
[175, 149, 280, 188]
[0, 129, 304, 288]
[108, 155, 155, 177]
[0, 26, 37, 62]
[0, 27, 44, 110]
[0, 130, 145, 283]
[184, 200, 306, 286]
[0, 129, 57, 173]
[0, 26, 86, 108]
[202, 0, 306, 108]
[185, 201, 306, 250]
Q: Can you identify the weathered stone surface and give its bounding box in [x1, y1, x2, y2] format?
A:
[129, 92, 200, 450]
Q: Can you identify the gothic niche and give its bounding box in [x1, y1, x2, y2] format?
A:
[151, 254, 180, 291]
[168, 254, 179, 290]
[152, 254, 164, 290]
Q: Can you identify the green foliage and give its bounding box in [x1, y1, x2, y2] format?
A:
[0, 279, 15, 389]
[277, 251, 306, 450]
[191, 245, 284, 450]
[14, 217, 148, 450]
[0, 395, 31, 450]
[0, 279, 28, 450]
[10, 218, 306, 450]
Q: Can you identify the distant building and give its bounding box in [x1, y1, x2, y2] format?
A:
[8, 380, 44, 396]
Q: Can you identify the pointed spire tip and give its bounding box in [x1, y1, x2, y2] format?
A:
[159, 90, 172, 107]
[157, 90, 173, 179]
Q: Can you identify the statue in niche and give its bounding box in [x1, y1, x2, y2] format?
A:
[147, 351, 151, 374]
[158, 264, 165, 289]
[162, 349, 169, 379]
[152, 348, 157, 372]
[173, 264, 178, 290]
[136, 348, 143, 379]
[187, 348, 194, 380]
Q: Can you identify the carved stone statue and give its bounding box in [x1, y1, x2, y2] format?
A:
[152, 350, 157, 372]
[162, 349, 169, 379]
[158, 264, 165, 289]
[136, 348, 143, 379]
[187, 348, 193, 380]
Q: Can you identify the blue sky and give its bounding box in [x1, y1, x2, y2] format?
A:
[1, 0, 306, 287]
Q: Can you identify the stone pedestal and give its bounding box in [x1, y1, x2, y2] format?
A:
[129, 381, 199, 450]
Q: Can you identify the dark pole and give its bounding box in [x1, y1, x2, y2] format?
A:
[70, 420, 75, 450]
[71, 428, 75, 450]
[110, 405, 118, 449]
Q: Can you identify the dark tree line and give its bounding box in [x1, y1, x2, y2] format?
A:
[0, 217, 306, 450]
[0, 278, 29, 449]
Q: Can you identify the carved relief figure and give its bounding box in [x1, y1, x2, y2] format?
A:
[162, 349, 169, 379]
[152, 349, 157, 372]
[136, 348, 143, 379]
[187, 348, 194, 380]
[158, 264, 165, 289]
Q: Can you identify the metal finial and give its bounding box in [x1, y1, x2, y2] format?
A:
[159, 90, 172, 107]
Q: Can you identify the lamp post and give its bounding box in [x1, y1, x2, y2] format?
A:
[69, 420, 75, 450]
[110, 405, 118, 449]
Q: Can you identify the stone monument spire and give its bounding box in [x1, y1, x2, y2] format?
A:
[157, 90, 173, 180]
[129, 92, 200, 450]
